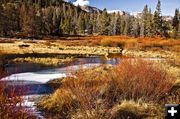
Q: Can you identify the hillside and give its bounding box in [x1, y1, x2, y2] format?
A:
[0, 0, 179, 38]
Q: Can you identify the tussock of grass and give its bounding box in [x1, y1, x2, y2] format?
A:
[111, 100, 162, 119]
[38, 60, 177, 119]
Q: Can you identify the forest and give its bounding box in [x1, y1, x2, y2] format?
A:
[0, 0, 179, 39]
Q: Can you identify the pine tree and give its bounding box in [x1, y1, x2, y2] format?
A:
[123, 16, 131, 36]
[100, 8, 110, 35]
[140, 5, 149, 37]
[77, 13, 86, 34]
[52, 9, 58, 34]
[162, 20, 170, 38]
[120, 16, 126, 35]
[35, 8, 44, 36]
[44, 7, 54, 35]
[178, 22, 180, 39]
[146, 8, 153, 37]
[115, 12, 122, 35]
[88, 14, 94, 35]
[172, 9, 179, 39]
[63, 18, 71, 34]
[153, 0, 163, 36]
[131, 18, 140, 37]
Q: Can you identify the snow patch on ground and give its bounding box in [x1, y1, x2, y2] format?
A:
[1, 63, 100, 84]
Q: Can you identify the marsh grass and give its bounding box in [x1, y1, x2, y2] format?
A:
[39, 59, 176, 119]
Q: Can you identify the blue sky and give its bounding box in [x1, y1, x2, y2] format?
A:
[70, 0, 180, 16]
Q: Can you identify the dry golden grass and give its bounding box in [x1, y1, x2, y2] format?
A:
[13, 57, 73, 66]
[111, 100, 162, 119]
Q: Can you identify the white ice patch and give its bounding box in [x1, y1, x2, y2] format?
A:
[1, 63, 100, 84]
[1, 72, 67, 84]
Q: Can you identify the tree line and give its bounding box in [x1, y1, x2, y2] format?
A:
[0, 0, 179, 38]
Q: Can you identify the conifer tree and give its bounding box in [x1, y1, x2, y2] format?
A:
[153, 0, 163, 36]
[100, 8, 110, 35]
[146, 8, 153, 37]
[77, 13, 86, 34]
[115, 12, 122, 35]
[140, 5, 148, 37]
[172, 9, 179, 39]
[131, 18, 140, 37]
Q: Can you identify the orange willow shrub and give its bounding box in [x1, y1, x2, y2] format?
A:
[110, 59, 174, 102]
[0, 66, 27, 118]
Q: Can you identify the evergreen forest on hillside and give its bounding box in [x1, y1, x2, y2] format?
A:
[0, 0, 179, 38]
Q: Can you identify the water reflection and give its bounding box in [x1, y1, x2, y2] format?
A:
[0, 57, 122, 96]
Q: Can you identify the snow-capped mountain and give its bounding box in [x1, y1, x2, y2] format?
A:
[130, 12, 143, 18]
[107, 10, 130, 16]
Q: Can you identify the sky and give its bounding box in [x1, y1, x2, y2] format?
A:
[70, 0, 180, 16]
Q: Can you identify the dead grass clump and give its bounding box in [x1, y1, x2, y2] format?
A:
[110, 59, 174, 102]
[101, 39, 125, 47]
[39, 88, 77, 118]
[43, 41, 51, 46]
[111, 100, 162, 119]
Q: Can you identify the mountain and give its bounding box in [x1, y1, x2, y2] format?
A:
[130, 12, 143, 18]
[107, 10, 131, 16]
[163, 16, 173, 21]
[107, 10, 125, 15]
[80, 5, 102, 13]
[63, 0, 101, 13]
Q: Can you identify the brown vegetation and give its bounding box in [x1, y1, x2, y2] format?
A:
[0, 76, 26, 118]
[44, 36, 180, 51]
[38, 59, 177, 119]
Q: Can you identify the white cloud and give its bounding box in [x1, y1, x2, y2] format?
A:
[73, 0, 90, 6]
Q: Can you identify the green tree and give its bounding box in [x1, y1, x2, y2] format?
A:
[100, 8, 110, 35]
[77, 13, 86, 34]
[172, 9, 179, 39]
[115, 12, 122, 35]
[153, 0, 163, 36]
[140, 5, 149, 37]
[146, 8, 153, 37]
[131, 18, 140, 37]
